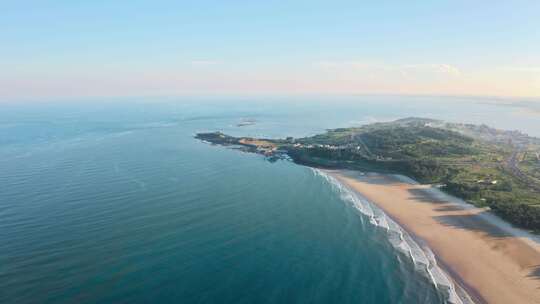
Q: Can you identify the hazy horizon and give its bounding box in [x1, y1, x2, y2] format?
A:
[2, 1, 539, 100]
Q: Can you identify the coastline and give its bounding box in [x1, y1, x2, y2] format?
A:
[322, 169, 540, 304]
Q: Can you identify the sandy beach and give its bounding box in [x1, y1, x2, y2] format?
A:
[327, 170, 540, 304]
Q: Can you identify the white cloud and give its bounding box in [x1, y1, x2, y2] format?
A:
[313, 61, 461, 76]
[402, 64, 461, 76]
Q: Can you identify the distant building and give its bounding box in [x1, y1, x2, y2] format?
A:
[476, 179, 498, 185]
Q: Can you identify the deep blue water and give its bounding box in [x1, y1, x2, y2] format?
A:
[1, 96, 539, 303]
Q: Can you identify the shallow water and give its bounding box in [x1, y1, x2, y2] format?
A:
[1, 96, 538, 303]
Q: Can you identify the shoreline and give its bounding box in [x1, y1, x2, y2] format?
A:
[323, 169, 540, 304]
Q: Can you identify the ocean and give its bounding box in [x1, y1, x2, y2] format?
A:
[1, 96, 539, 304]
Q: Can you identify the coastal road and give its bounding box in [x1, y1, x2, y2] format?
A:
[504, 149, 540, 192]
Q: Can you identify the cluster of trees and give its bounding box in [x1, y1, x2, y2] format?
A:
[444, 180, 540, 231]
[403, 141, 474, 157]
[444, 181, 482, 201]
[390, 160, 450, 183]
[297, 125, 477, 161]
[359, 128, 419, 148]
[359, 127, 476, 158]
[489, 199, 540, 230]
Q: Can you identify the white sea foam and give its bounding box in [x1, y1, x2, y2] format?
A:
[311, 169, 473, 304]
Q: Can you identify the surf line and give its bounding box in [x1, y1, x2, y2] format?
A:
[312, 168, 474, 304]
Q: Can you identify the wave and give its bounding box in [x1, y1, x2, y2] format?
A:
[311, 169, 474, 304]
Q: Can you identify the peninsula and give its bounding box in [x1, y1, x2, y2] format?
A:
[196, 117, 540, 304]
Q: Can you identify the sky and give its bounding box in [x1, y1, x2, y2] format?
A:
[1, 1, 539, 100]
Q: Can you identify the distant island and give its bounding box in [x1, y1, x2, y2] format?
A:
[236, 118, 256, 127]
[197, 117, 540, 232]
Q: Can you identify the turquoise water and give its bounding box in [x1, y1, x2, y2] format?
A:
[1, 97, 539, 303]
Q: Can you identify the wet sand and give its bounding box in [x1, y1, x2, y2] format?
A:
[328, 170, 540, 304]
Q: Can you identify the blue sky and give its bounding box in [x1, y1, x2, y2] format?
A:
[1, 1, 539, 99]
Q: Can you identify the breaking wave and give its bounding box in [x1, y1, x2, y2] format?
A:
[312, 169, 474, 304]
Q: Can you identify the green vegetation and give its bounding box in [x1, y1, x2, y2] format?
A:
[518, 149, 540, 183]
[196, 118, 540, 231]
